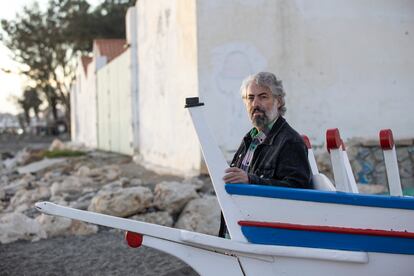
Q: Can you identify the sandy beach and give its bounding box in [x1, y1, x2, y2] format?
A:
[0, 228, 198, 276]
[0, 134, 201, 275]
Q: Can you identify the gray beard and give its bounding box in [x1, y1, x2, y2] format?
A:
[252, 115, 268, 130]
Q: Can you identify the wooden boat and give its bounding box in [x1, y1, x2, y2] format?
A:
[36, 97, 414, 275]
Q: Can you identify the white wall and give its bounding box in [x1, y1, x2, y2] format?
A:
[126, 7, 140, 153]
[196, 0, 279, 159]
[197, 0, 414, 149]
[277, 0, 414, 144]
[71, 58, 98, 148]
[134, 0, 414, 175]
[136, 0, 201, 175]
[96, 50, 134, 155]
[70, 78, 78, 142]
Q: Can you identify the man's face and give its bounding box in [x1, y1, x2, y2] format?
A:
[244, 82, 280, 130]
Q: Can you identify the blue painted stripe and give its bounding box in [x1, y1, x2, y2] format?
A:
[241, 226, 414, 255]
[225, 184, 414, 210]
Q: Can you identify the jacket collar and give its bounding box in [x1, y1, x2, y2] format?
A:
[264, 116, 287, 145]
[243, 117, 287, 146]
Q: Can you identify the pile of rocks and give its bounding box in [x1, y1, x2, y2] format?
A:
[314, 138, 414, 192]
[3, 137, 411, 245]
[0, 140, 220, 244]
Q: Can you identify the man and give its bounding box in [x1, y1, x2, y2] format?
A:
[219, 72, 312, 237]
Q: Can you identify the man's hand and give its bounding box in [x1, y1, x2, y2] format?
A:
[223, 167, 249, 184]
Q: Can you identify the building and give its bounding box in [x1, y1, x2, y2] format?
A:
[72, 1, 414, 178]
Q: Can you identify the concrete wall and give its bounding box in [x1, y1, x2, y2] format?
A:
[136, 0, 201, 175]
[196, 0, 278, 159]
[196, 0, 414, 151]
[96, 50, 134, 155]
[134, 0, 414, 174]
[275, 1, 414, 144]
[126, 7, 140, 153]
[70, 76, 78, 142]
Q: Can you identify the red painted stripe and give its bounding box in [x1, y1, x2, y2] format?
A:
[238, 221, 414, 239]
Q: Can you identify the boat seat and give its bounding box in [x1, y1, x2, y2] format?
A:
[302, 135, 336, 191]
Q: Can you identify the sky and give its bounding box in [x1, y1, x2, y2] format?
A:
[0, 0, 102, 115]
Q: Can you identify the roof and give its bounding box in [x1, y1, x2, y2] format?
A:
[80, 56, 93, 76]
[93, 39, 127, 62]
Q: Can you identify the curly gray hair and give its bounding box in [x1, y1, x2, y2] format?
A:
[240, 72, 286, 116]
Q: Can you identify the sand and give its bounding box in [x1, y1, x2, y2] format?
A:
[0, 228, 198, 276]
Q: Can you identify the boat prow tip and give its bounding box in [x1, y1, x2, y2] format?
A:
[34, 201, 54, 215]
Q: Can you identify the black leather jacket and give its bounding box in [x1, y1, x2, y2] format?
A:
[219, 117, 312, 238]
[230, 116, 312, 189]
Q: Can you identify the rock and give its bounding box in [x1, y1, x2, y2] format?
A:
[36, 214, 72, 237]
[88, 186, 153, 217]
[98, 180, 125, 193]
[9, 186, 50, 211]
[105, 168, 121, 182]
[88, 167, 105, 177]
[21, 149, 45, 165]
[346, 138, 364, 147]
[130, 211, 173, 227]
[346, 146, 359, 161]
[1, 151, 14, 160]
[0, 175, 9, 187]
[174, 196, 221, 235]
[357, 183, 388, 194]
[36, 214, 98, 238]
[49, 139, 66, 151]
[41, 170, 63, 183]
[364, 154, 376, 170]
[315, 151, 330, 169]
[401, 177, 414, 189]
[48, 195, 69, 206]
[373, 148, 384, 162]
[14, 148, 32, 165]
[395, 139, 414, 146]
[68, 220, 99, 236]
[315, 152, 333, 180]
[69, 192, 96, 210]
[361, 139, 379, 147]
[18, 158, 66, 175]
[153, 181, 199, 215]
[3, 157, 18, 170]
[22, 206, 40, 219]
[397, 148, 410, 162]
[50, 176, 93, 197]
[88, 165, 121, 182]
[183, 176, 205, 191]
[374, 162, 386, 174]
[130, 178, 143, 186]
[3, 174, 36, 195]
[119, 177, 130, 187]
[350, 160, 362, 175]
[399, 159, 413, 179]
[76, 165, 91, 177]
[357, 148, 371, 159]
[0, 212, 46, 244]
[374, 172, 388, 186]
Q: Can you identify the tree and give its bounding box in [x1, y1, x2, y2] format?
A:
[17, 87, 43, 126]
[0, 0, 135, 134]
